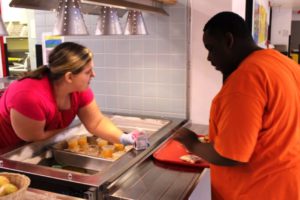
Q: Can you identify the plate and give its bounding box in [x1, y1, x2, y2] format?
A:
[153, 137, 209, 168]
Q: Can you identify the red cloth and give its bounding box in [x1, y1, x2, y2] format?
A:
[209, 49, 300, 199]
[0, 76, 93, 148]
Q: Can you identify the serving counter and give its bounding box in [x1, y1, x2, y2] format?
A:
[106, 123, 210, 200]
[0, 113, 210, 199]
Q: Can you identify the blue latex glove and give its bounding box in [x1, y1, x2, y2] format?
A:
[120, 130, 150, 150]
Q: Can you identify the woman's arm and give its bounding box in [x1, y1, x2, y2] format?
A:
[10, 109, 64, 142]
[77, 99, 123, 143]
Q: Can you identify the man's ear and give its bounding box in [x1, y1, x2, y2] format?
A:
[64, 72, 73, 83]
[225, 32, 234, 48]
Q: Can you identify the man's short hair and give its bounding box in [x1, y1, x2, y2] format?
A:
[203, 11, 252, 40]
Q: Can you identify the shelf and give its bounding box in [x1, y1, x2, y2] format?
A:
[6, 37, 29, 52]
[5, 36, 28, 39]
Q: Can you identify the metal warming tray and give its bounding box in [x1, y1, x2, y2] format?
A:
[0, 113, 187, 199]
[1, 114, 172, 174]
[50, 136, 132, 172]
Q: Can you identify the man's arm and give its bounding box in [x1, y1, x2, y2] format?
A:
[173, 127, 244, 166]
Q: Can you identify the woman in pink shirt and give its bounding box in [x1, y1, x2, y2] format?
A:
[0, 42, 137, 148]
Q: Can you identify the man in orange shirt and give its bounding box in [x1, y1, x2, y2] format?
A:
[174, 11, 300, 199]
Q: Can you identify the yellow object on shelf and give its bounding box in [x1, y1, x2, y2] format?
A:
[8, 57, 23, 62]
[291, 53, 299, 64]
[154, 0, 177, 4]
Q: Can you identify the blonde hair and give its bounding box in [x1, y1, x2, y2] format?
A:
[19, 42, 93, 81]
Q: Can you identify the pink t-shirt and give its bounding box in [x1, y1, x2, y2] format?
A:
[0, 76, 94, 147]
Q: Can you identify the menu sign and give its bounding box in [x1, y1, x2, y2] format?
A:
[42, 33, 64, 65]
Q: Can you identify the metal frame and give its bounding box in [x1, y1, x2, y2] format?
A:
[0, 113, 186, 198]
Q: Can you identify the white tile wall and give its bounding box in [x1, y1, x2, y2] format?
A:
[31, 0, 188, 118]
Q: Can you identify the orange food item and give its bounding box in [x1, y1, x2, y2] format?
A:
[80, 143, 89, 152]
[96, 138, 108, 148]
[78, 135, 88, 147]
[100, 145, 114, 158]
[114, 143, 125, 151]
[67, 137, 79, 150]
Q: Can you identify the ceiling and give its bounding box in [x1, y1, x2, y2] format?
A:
[270, 0, 300, 10]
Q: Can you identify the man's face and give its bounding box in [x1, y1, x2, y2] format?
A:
[203, 31, 232, 75]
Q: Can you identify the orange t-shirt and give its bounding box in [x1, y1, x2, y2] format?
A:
[209, 49, 300, 200]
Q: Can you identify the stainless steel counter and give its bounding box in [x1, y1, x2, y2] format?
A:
[0, 113, 187, 199]
[0, 110, 210, 200]
[106, 123, 209, 200]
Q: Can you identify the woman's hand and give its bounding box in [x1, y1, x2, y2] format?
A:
[120, 130, 149, 150]
[79, 100, 150, 149]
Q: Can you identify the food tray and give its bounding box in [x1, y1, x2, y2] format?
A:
[50, 136, 131, 172]
[153, 138, 209, 168]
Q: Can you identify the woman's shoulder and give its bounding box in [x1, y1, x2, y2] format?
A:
[8, 76, 51, 98]
[15, 76, 49, 90]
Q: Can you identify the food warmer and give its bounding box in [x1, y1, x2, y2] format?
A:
[0, 113, 189, 199]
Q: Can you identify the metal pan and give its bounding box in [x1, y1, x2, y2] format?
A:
[50, 136, 131, 172]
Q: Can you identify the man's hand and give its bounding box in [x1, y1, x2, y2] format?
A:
[173, 127, 199, 150]
[173, 127, 242, 166]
